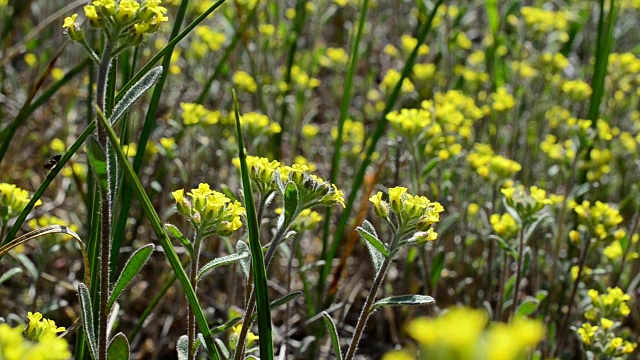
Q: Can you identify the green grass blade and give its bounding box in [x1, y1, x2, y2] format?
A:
[318, 0, 445, 306]
[274, 0, 307, 159]
[111, 0, 193, 273]
[95, 108, 221, 360]
[233, 90, 274, 360]
[587, 0, 617, 124]
[321, 0, 371, 276]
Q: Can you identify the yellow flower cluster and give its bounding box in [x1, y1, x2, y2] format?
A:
[290, 65, 320, 89]
[386, 108, 431, 138]
[180, 102, 222, 126]
[233, 71, 258, 93]
[540, 52, 569, 73]
[0, 321, 70, 360]
[490, 87, 516, 112]
[571, 201, 623, 241]
[239, 112, 281, 136]
[387, 91, 482, 159]
[540, 134, 576, 163]
[561, 79, 593, 101]
[369, 186, 444, 241]
[172, 183, 245, 237]
[278, 164, 345, 209]
[501, 184, 563, 221]
[320, 47, 349, 68]
[521, 6, 570, 34]
[578, 288, 637, 356]
[607, 53, 640, 102]
[195, 26, 226, 51]
[25, 312, 65, 341]
[232, 155, 280, 193]
[454, 65, 490, 87]
[385, 307, 544, 360]
[490, 212, 519, 240]
[400, 34, 430, 56]
[331, 119, 366, 155]
[0, 183, 40, 219]
[467, 144, 521, 180]
[381, 69, 415, 94]
[64, 0, 169, 45]
[413, 63, 436, 81]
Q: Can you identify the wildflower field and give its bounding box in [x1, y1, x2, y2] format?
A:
[0, 0, 639, 359]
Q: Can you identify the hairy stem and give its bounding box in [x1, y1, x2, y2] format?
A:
[188, 234, 203, 360]
[96, 38, 116, 360]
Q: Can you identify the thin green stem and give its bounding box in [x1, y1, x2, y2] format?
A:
[554, 238, 591, 357]
[344, 256, 392, 360]
[188, 234, 204, 360]
[510, 226, 525, 321]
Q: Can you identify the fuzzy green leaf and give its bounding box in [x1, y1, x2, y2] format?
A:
[177, 335, 189, 360]
[107, 333, 130, 360]
[322, 312, 343, 360]
[197, 252, 250, 281]
[356, 220, 389, 257]
[283, 182, 299, 226]
[108, 244, 154, 310]
[236, 240, 251, 280]
[109, 67, 163, 125]
[0, 267, 22, 285]
[371, 295, 435, 312]
[86, 137, 108, 192]
[78, 283, 98, 360]
[165, 224, 194, 256]
[516, 297, 540, 318]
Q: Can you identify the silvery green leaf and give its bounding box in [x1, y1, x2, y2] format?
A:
[322, 312, 343, 360]
[108, 244, 154, 310]
[109, 67, 163, 125]
[78, 283, 98, 360]
[236, 240, 251, 280]
[107, 332, 130, 360]
[371, 295, 435, 312]
[356, 220, 389, 257]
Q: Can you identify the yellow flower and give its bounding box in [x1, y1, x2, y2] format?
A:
[26, 312, 66, 341]
[601, 318, 614, 330]
[116, 0, 140, 22]
[62, 14, 78, 30]
[577, 323, 598, 345]
[233, 71, 258, 93]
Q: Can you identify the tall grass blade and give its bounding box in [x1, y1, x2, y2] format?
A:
[233, 90, 274, 360]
